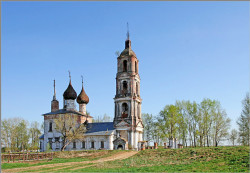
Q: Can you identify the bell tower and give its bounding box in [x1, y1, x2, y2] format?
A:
[113, 26, 143, 150]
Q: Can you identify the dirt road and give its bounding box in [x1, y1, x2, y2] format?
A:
[3, 151, 138, 172]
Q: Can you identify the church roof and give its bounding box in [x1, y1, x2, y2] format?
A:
[120, 48, 136, 57]
[86, 122, 114, 134]
[42, 109, 93, 118]
[39, 134, 44, 139]
[63, 81, 77, 100]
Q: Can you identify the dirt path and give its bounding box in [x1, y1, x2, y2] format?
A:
[3, 151, 138, 173]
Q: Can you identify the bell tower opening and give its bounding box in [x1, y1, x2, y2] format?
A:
[122, 103, 128, 118]
[122, 81, 128, 96]
[123, 60, 127, 72]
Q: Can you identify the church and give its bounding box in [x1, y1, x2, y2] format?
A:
[39, 34, 144, 151]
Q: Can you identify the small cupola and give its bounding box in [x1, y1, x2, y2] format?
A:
[63, 71, 77, 110]
[77, 76, 89, 114]
[63, 81, 77, 100]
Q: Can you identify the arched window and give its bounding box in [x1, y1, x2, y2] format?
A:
[121, 103, 128, 118]
[122, 81, 128, 95]
[135, 61, 138, 73]
[123, 60, 127, 72]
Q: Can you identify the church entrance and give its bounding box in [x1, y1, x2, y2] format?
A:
[117, 145, 123, 150]
[113, 137, 127, 150]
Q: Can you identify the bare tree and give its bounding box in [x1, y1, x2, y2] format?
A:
[54, 114, 87, 151]
[29, 121, 42, 150]
[229, 129, 238, 146]
[212, 106, 230, 147]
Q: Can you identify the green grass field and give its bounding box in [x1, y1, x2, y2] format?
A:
[2, 146, 249, 172]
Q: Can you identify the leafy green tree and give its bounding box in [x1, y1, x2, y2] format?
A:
[237, 93, 250, 146]
[186, 101, 199, 147]
[199, 99, 217, 147]
[157, 104, 181, 145]
[175, 101, 188, 146]
[1, 118, 30, 152]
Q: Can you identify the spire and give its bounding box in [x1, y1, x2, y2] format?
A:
[53, 79, 56, 100]
[125, 22, 131, 49]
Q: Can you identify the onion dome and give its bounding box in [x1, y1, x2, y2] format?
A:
[77, 82, 89, 104]
[63, 80, 77, 100]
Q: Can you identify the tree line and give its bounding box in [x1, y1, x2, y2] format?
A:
[143, 94, 250, 147]
[1, 118, 43, 152]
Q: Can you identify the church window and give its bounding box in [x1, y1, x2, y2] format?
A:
[91, 141, 95, 148]
[82, 141, 85, 149]
[49, 122, 52, 132]
[55, 137, 59, 142]
[73, 141, 76, 149]
[101, 141, 104, 148]
[122, 103, 128, 118]
[40, 141, 42, 150]
[123, 60, 127, 72]
[135, 61, 138, 73]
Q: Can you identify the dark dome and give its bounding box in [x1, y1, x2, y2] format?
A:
[63, 81, 77, 100]
[77, 86, 89, 104]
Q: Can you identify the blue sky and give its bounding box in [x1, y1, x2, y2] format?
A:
[2, 1, 249, 131]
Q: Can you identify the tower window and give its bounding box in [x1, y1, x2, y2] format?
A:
[73, 141, 76, 149]
[123, 60, 127, 72]
[135, 61, 138, 73]
[49, 122, 52, 132]
[122, 103, 128, 118]
[122, 81, 128, 95]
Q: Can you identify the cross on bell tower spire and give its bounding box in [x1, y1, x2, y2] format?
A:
[68, 70, 71, 83]
[126, 22, 130, 40]
[125, 22, 131, 49]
